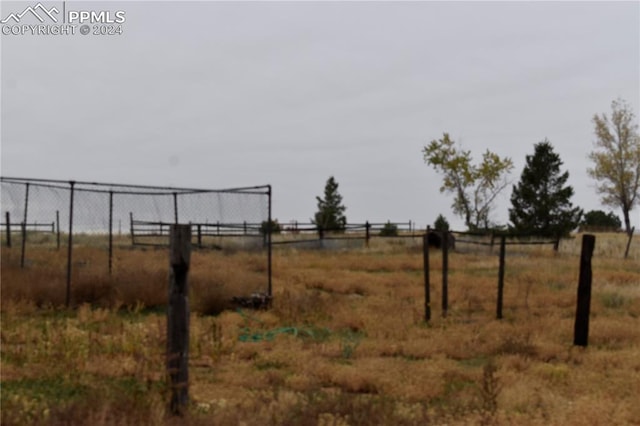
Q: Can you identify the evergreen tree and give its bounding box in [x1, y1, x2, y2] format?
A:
[433, 214, 450, 232]
[509, 140, 582, 237]
[313, 176, 347, 232]
[581, 210, 622, 230]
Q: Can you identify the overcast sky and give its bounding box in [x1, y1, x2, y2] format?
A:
[1, 1, 639, 229]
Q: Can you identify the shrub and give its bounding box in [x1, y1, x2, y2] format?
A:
[434, 214, 450, 232]
[379, 221, 399, 237]
[260, 219, 282, 235]
[580, 210, 622, 231]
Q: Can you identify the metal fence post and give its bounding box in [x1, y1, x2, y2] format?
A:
[173, 192, 179, 224]
[365, 221, 371, 247]
[5, 211, 11, 248]
[56, 210, 61, 250]
[108, 191, 114, 275]
[20, 183, 30, 268]
[129, 212, 135, 245]
[267, 185, 272, 298]
[66, 181, 76, 307]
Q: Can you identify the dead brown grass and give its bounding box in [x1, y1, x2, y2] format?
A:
[1, 233, 639, 425]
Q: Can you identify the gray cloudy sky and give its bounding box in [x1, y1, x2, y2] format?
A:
[1, 1, 639, 229]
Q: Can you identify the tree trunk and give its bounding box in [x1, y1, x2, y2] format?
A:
[623, 207, 632, 236]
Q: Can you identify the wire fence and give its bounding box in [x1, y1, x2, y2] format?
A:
[1, 177, 272, 306]
[270, 220, 421, 248]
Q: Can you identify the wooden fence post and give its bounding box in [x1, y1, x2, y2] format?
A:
[496, 235, 506, 319]
[423, 229, 431, 322]
[574, 234, 595, 347]
[442, 231, 449, 318]
[167, 224, 191, 415]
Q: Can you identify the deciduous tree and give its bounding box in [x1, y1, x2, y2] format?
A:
[588, 98, 640, 236]
[423, 133, 513, 230]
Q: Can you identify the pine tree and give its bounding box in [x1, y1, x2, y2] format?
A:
[509, 140, 582, 237]
[313, 176, 347, 232]
[433, 214, 450, 232]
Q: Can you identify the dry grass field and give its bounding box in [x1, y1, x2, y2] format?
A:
[1, 233, 639, 425]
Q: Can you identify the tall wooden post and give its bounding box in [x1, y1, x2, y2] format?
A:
[496, 235, 506, 319]
[574, 234, 595, 347]
[442, 231, 449, 318]
[423, 228, 431, 322]
[167, 224, 191, 415]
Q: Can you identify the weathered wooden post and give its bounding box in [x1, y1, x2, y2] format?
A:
[423, 227, 431, 322]
[167, 224, 191, 415]
[442, 231, 449, 318]
[496, 235, 506, 319]
[574, 234, 595, 347]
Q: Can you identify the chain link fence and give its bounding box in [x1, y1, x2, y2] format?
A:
[1, 177, 272, 308]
